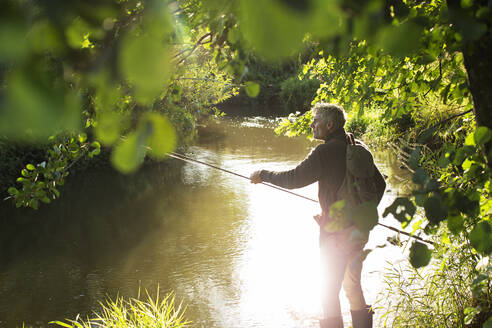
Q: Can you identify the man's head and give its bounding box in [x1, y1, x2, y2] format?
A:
[310, 102, 346, 140]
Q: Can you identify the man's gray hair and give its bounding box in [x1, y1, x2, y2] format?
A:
[312, 102, 347, 129]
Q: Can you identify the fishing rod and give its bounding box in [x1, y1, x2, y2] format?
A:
[169, 151, 434, 246]
[168, 152, 319, 203]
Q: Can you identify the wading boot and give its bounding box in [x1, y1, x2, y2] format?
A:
[319, 316, 343, 328]
[350, 305, 374, 328]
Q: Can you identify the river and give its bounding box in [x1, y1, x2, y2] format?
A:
[0, 117, 413, 327]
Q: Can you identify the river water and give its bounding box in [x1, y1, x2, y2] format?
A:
[0, 117, 413, 327]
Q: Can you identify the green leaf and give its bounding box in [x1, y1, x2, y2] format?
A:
[408, 148, 421, 169]
[27, 20, 63, 54]
[464, 307, 479, 324]
[1, 69, 81, 139]
[31, 199, 39, 210]
[90, 141, 101, 150]
[7, 187, 19, 196]
[323, 218, 352, 233]
[424, 178, 439, 192]
[95, 111, 125, 145]
[0, 19, 28, 61]
[412, 168, 429, 186]
[465, 132, 476, 146]
[65, 17, 92, 49]
[447, 215, 464, 235]
[409, 241, 432, 268]
[453, 146, 474, 165]
[40, 196, 51, 204]
[452, 12, 487, 42]
[383, 197, 416, 222]
[141, 113, 177, 158]
[452, 192, 480, 216]
[26, 164, 36, 171]
[245, 81, 260, 98]
[376, 20, 424, 57]
[472, 273, 489, 299]
[424, 195, 447, 224]
[91, 73, 123, 112]
[329, 199, 349, 220]
[52, 188, 60, 198]
[462, 158, 473, 170]
[89, 141, 101, 157]
[440, 231, 451, 245]
[469, 221, 492, 254]
[239, 0, 342, 60]
[239, 0, 305, 60]
[78, 133, 87, 143]
[351, 201, 379, 232]
[119, 33, 171, 104]
[111, 133, 146, 174]
[474, 126, 492, 145]
[414, 193, 426, 207]
[49, 321, 73, 328]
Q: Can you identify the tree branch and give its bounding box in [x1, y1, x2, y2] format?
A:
[419, 108, 474, 136]
[173, 32, 212, 64]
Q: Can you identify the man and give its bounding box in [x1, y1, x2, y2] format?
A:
[250, 103, 379, 328]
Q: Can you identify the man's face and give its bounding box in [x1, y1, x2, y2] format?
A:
[310, 112, 332, 140]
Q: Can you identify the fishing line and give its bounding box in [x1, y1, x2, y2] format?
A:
[169, 151, 434, 246]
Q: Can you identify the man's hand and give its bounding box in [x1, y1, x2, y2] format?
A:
[250, 170, 263, 184]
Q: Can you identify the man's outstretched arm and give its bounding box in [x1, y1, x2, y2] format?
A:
[250, 147, 322, 189]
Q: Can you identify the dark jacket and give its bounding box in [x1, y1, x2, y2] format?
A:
[259, 128, 348, 234]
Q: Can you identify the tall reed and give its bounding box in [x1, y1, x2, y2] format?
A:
[375, 235, 483, 328]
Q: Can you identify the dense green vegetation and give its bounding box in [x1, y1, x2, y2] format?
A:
[219, 51, 321, 115]
[1, 0, 492, 326]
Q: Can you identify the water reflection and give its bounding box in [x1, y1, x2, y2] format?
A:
[0, 117, 414, 327]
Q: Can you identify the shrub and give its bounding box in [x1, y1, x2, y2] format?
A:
[345, 115, 370, 138]
[279, 76, 320, 114]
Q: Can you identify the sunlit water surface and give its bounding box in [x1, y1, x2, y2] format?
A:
[0, 117, 414, 327]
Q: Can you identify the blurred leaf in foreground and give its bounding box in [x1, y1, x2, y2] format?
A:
[239, 0, 342, 60]
[0, 66, 81, 140]
[111, 133, 146, 174]
[118, 10, 173, 104]
[111, 113, 176, 174]
[245, 81, 260, 98]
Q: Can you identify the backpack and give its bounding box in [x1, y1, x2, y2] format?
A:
[336, 133, 386, 207]
[326, 133, 386, 234]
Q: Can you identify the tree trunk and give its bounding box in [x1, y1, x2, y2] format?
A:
[461, 34, 492, 169]
[447, 0, 492, 169]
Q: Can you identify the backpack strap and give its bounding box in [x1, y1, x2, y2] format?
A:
[346, 132, 356, 146]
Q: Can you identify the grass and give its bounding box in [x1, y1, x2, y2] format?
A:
[51, 289, 190, 328]
[374, 233, 485, 328]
